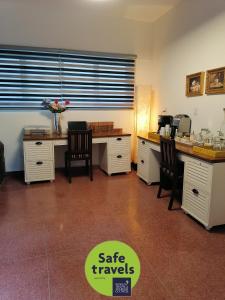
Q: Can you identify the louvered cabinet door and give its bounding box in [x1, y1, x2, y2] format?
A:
[182, 182, 210, 226]
[182, 157, 213, 228]
[137, 138, 160, 185]
[183, 158, 213, 193]
[23, 140, 55, 183]
[137, 138, 151, 183]
[107, 136, 131, 175]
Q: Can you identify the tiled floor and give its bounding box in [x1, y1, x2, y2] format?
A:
[1, 170, 225, 300]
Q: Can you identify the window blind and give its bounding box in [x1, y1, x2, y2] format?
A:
[0, 46, 136, 110]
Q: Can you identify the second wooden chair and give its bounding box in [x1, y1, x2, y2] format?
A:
[65, 129, 93, 183]
[157, 136, 184, 210]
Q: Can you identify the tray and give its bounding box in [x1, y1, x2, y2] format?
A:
[148, 132, 160, 142]
[193, 146, 225, 158]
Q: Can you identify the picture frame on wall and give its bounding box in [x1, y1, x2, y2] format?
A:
[205, 67, 225, 94]
[186, 72, 205, 97]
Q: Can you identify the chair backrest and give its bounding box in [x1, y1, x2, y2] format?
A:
[68, 129, 92, 155]
[160, 137, 178, 175]
[68, 121, 87, 131]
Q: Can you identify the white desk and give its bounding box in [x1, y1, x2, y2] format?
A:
[23, 133, 131, 184]
[137, 136, 225, 230]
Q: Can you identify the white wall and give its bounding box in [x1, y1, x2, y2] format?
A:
[151, 0, 225, 133]
[0, 0, 153, 171]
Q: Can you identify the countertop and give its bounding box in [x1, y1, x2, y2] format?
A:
[24, 131, 131, 141]
[138, 135, 225, 163]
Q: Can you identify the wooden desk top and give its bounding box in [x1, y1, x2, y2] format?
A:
[138, 135, 225, 164]
[24, 131, 131, 141]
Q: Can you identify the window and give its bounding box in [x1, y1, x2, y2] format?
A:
[0, 46, 136, 110]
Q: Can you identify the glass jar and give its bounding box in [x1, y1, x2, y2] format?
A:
[213, 135, 222, 150]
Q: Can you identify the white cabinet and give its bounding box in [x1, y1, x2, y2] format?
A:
[23, 140, 54, 183]
[137, 135, 225, 229]
[182, 156, 225, 229]
[99, 136, 131, 175]
[137, 137, 160, 185]
[23, 135, 131, 183]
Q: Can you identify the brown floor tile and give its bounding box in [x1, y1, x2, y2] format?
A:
[0, 256, 49, 300]
[0, 220, 47, 263]
[1, 170, 225, 300]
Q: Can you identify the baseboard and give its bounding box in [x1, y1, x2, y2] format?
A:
[6, 170, 23, 176]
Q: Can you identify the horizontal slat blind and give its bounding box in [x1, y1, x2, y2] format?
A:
[0, 46, 135, 109]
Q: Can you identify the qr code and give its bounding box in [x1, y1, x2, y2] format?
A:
[112, 278, 131, 296]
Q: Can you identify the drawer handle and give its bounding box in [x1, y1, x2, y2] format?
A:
[117, 155, 122, 158]
[141, 160, 144, 164]
[192, 188, 199, 195]
[36, 161, 43, 165]
[35, 142, 43, 145]
[117, 137, 122, 141]
[142, 141, 145, 145]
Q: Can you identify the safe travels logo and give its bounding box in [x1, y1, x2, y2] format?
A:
[85, 241, 141, 297]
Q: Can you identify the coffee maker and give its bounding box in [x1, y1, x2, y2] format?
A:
[171, 114, 191, 138]
[157, 115, 173, 134]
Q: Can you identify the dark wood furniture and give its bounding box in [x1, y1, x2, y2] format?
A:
[68, 121, 87, 131]
[0, 141, 5, 184]
[65, 129, 93, 183]
[157, 137, 184, 210]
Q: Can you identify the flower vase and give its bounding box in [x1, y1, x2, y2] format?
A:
[53, 113, 62, 135]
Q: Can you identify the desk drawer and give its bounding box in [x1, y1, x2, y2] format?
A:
[138, 138, 150, 155]
[137, 156, 149, 183]
[108, 153, 131, 174]
[184, 158, 212, 192]
[24, 141, 53, 161]
[108, 136, 130, 154]
[182, 182, 210, 225]
[25, 160, 54, 182]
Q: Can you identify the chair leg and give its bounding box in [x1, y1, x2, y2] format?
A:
[157, 185, 162, 198]
[65, 154, 68, 176]
[85, 159, 89, 175]
[168, 186, 176, 210]
[89, 158, 93, 181]
[68, 160, 72, 184]
[168, 195, 174, 210]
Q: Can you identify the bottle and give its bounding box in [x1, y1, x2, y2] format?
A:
[165, 124, 170, 137]
[190, 131, 195, 142]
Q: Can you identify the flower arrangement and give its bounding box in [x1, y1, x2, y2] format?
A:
[42, 98, 70, 113]
[42, 98, 70, 134]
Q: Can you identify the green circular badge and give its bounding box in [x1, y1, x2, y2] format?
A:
[85, 240, 141, 297]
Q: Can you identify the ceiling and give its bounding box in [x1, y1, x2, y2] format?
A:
[0, 0, 183, 23]
[124, 1, 181, 23]
[85, 0, 183, 23]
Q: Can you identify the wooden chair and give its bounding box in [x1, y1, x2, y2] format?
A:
[157, 136, 184, 210]
[65, 129, 93, 183]
[68, 121, 87, 131]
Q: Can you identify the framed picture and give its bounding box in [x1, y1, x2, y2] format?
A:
[206, 67, 225, 94]
[186, 72, 205, 97]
